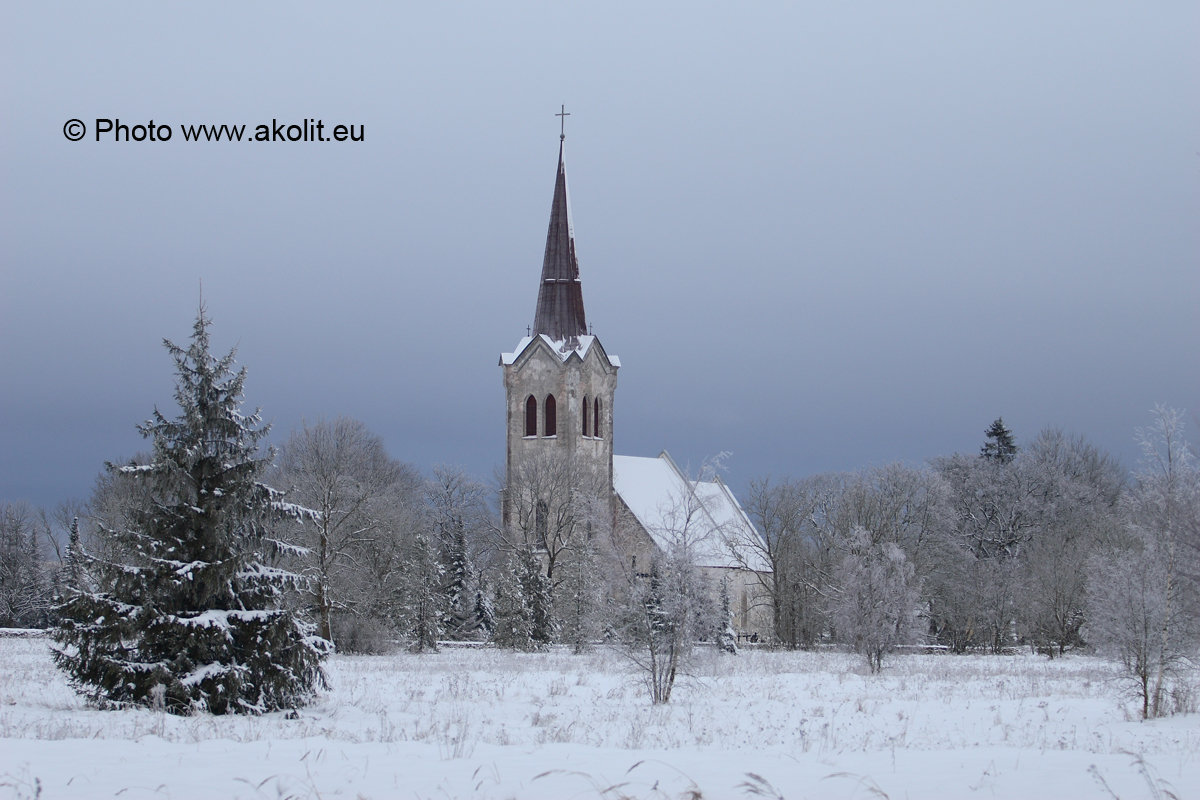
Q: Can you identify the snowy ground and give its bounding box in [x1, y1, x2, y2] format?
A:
[0, 636, 1196, 799]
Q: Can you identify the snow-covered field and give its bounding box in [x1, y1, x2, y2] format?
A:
[1, 636, 1196, 799]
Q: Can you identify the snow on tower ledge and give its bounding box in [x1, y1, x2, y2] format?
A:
[500, 334, 620, 367]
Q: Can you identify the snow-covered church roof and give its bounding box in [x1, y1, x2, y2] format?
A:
[612, 452, 770, 572]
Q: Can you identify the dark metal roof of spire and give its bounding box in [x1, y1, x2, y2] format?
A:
[532, 139, 587, 342]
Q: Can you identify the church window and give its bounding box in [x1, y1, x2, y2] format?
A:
[525, 395, 537, 437]
[582, 395, 590, 437]
[544, 394, 557, 436]
[593, 397, 601, 438]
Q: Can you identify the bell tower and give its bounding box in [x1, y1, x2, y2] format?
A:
[499, 124, 619, 526]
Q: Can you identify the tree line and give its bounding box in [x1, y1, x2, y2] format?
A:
[740, 413, 1199, 717]
[2, 311, 1196, 718]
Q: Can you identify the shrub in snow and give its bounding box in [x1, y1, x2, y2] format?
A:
[51, 308, 328, 714]
[616, 550, 706, 704]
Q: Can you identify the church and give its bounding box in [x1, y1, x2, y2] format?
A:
[498, 127, 772, 641]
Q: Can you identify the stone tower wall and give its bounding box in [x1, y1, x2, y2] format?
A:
[502, 340, 617, 522]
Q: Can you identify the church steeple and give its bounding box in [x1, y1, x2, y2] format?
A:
[500, 119, 618, 531]
[532, 138, 587, 342]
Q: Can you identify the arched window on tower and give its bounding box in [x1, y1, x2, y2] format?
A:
[593, 397, 601, 438]
[525, 395, 538, 437]
[582, 395, 590, 438]
[544, 394, 557, 437]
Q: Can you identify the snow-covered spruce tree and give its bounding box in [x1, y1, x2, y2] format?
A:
[491, 550, 534, 650]
[520, 544, 556, 647]
[425, 466, 489, 640]
[717, 574, 738, 655]
[51, 308, 328, 715]
[403, 529, 445, 653]
[472, 571, 496, 639]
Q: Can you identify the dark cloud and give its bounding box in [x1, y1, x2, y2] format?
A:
[3, 3, 1198, 507]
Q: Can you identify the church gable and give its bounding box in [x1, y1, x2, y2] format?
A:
[500, 334, 618, 372]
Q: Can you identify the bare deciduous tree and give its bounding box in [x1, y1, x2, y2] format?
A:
[1089, 406, 1200, 718]
[613, 477, 714, 704]
[1018, 429, 1124, 656]
[275, 417, 420, 648]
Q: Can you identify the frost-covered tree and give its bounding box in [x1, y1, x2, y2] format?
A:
[426, 466, 491, 639]
[743, 476, 832, 650]
[1089, 536, 1191, 719]
[557, 510, 622, 654]
[614, 483, 710, 704]
[930, 449, 1037, 651]
[51, 308, 327, 715]
[0, 502, 50, 628]
[1089, 406, 1200, 718]
[746, 466, 938, 651]
[1017, 429, 1124, 656]
[619, 549, 705, 704]
[832, 527, 920, 673]
[274, 418, 416, 649]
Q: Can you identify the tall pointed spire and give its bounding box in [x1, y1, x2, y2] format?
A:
[532, 135, 587, 342]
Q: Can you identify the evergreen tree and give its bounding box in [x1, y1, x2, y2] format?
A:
[519, 545, 556, 646]
[491, 551, 533, 650]
[64, 517, 84, 593]
[441, 522, 472, 637]
[51, 308, 328, 715]
[0, 504, 49, 629]
[717, 574, 738, 654]
[425, 465, 487, 640]
[472, 571, 495, 638]
[404, 530, 444, 652]
[981, 418, 1018, 464]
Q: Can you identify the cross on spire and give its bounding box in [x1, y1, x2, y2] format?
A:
[556, 104, 570, 141]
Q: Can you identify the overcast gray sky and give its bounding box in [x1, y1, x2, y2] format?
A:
[3, 2, 1198, 508]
